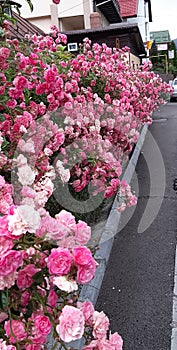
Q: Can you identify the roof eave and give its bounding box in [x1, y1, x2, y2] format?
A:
[95, 0, 122, 23]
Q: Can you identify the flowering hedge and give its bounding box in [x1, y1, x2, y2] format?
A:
[0, 23, 171, 350]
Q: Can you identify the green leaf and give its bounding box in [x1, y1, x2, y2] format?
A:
[0, 114, 5, 122]
[1, 140, 9, 150]
[32, 271, 43, 285]
[0, 291, 7, 310]
[25, 0, 33, 12]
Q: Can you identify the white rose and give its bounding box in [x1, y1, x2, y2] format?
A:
[18, 164, 35, 186]
[8, 205, 41, 235]
[53, 276, 78, 293]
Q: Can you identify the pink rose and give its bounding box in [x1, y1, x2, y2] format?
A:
[75, 221, 91, 245]
[17, 264, 40, 289]
[77, 259, 97, 284]
[56, 305, 84, 342]
[52, 0, 60, 3]
[13, 75, 28, 90]
[109, 332, 123, 350]
[0, 250, 23, 277]
[92, 311, 109, 340]
[0, 47, 10, 61]
[34, 315, 52, 336]
[0, 236, 14, 255]
[73, 246, 93, 266]
[21, 291, 30, 307]
[44, 69, 57, 83]
[6, 99, 17, 109]
[4, 320, 27, 343]
[47, 248, 72, 275]
[48, 289, 58, 308]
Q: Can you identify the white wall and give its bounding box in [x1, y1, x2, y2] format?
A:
[21, 0, 53, 18]
[27, 16, 52, 33]
[21, 0, 84, 19]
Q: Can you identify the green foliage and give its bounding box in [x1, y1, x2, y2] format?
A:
[0, 291, 7, 311]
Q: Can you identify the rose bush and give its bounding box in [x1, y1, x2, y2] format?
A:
[0, 19, 171, 350]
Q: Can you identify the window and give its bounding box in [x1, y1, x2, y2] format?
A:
[67, 43, 78, 52]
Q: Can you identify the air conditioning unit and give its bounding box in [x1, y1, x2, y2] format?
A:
[67, 43, 78, 52]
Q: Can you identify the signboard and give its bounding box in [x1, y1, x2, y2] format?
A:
[157, 44, 168, 51]
[168, 50, 174, 59]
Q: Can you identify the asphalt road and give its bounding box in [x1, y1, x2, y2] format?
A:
[96, 102, 177, 350]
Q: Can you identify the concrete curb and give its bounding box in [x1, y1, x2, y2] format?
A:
[171, 246, 177, 350]
[79, 124, 148, 305]
[47, 124, 148, 350]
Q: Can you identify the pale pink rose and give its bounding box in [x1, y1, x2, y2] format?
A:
[0, 312, 8, 323]
[117, 203, 126, 212]
[56, 235, 76, 249]
[55, 210, 76, 233]
[109, 332, 123, 350]
[73, 246, 93, 266]
[0, 339, 16, 350]
[4, 320, 27, 343]
[34, 315, 52, 336]
[0, 271, 17, 290]
[0, 175, 5, 189]
[75, 221, 91, 245]
[15, 154, 28, 167]
[17, 264, 40, 289]
[34, 191, 48, 208]
[17, 139, 35, 154]
[47, 248, 72, 275]
[56, 160, 70, 183]
[56, 305, 85, 342]
[53, 276, 78, 293]
[77, 301, 94, 325]
[48, 290, 58, 308]
[82, 340, 98, 349]
[17, 165, 35, 186]
[0, 250, 23, 277]
[92, 311, 109, 340]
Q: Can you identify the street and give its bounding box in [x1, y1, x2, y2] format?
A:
[96, 102, 177, 350]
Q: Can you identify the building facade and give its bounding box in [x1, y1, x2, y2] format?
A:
[20, 0, 121, 33]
